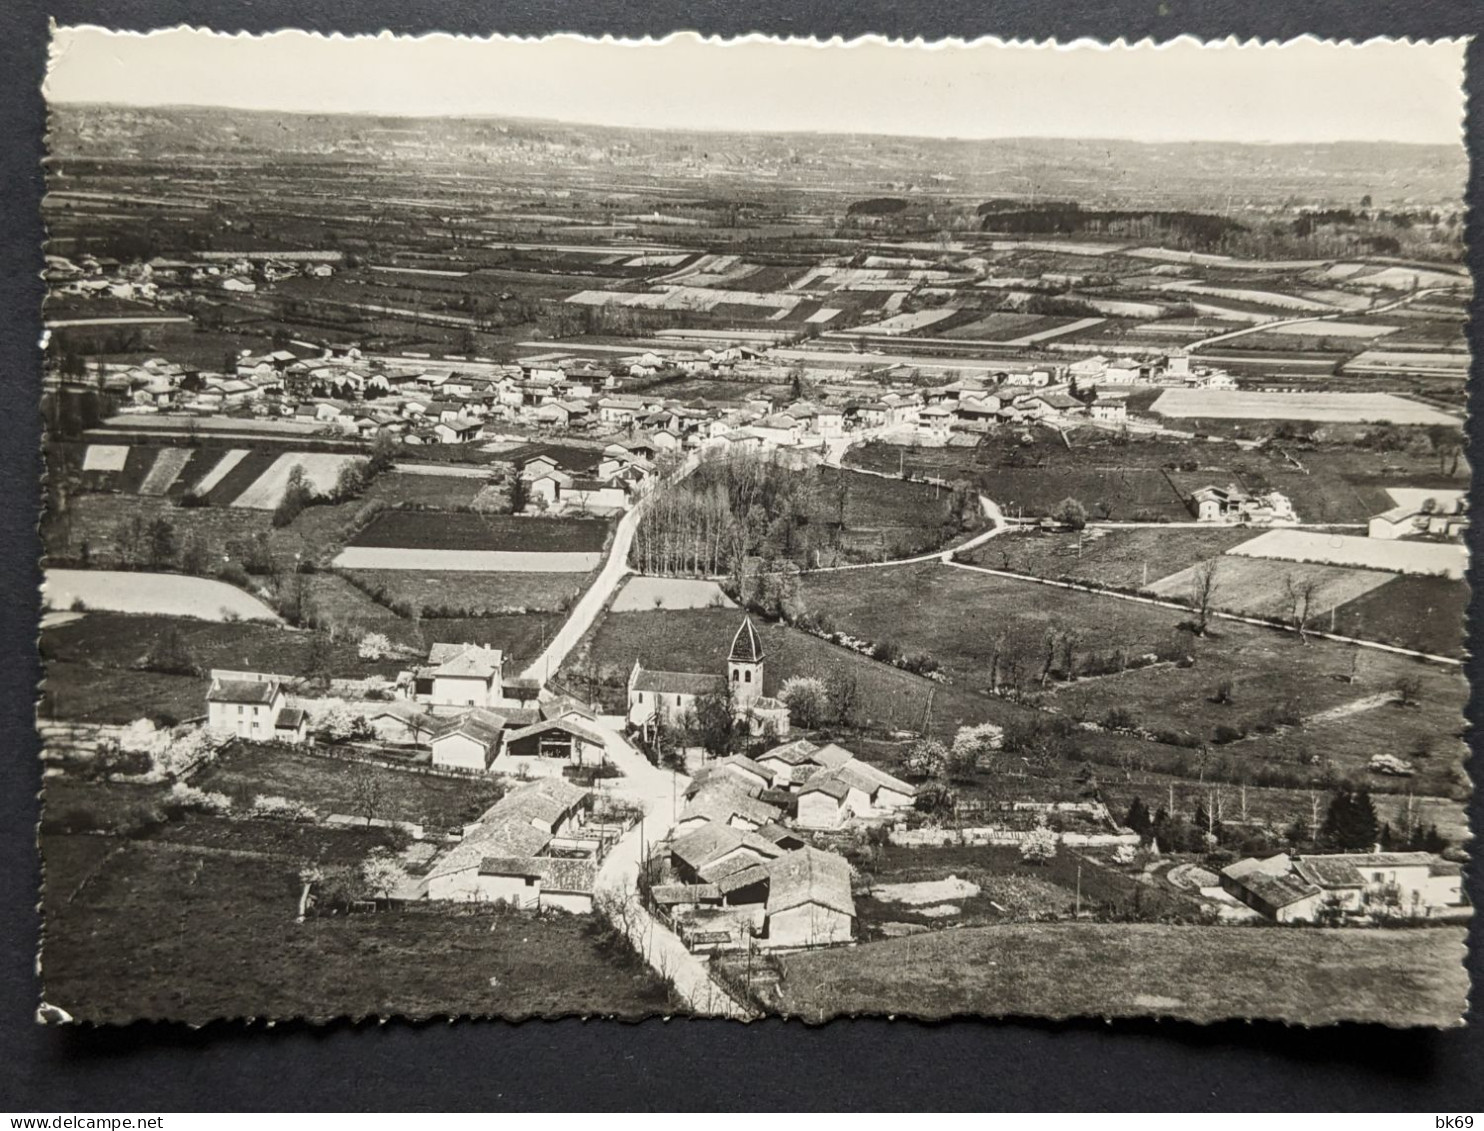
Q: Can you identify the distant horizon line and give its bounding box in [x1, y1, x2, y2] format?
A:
[45, 99, 1464, 149]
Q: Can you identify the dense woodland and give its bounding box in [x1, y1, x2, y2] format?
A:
[628, 450, 981, 580]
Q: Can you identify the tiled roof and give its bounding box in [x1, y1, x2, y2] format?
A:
[208, 679, 279, 705]
[765, 847, 856, 919]
[757, 739, 820, 767]
[632, 668, 719, 697]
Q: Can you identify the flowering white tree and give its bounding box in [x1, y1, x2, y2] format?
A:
[361, 849, 405, 900]
[358, 632, 394, 661]
[1019, 822, 1059, 864]
[779, 675, 829, 728]
[146, 725, 220, 780]
[904, 737, 948, 779]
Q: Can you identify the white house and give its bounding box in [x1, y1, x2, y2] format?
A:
[206, 674, 287, 741]
[415, 643, 505, 709]
[428, 708, 511, 771]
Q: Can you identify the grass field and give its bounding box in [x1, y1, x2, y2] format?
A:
[798, 562, 1469, 784]
[364, 471, 490, 508]
[349, 511, 611, 553]
[964, 526, 1256, 589]
[1330, 575, 1469, 658]
[343, 569, 589, 614]
[41, 834, 671, 1023]
[194, 743, 506, 827]
[770, 921, 1468, 1025]
[560, 607, 1008, 737]
[1148, 556, 1397, 621]
[803, 562, 1183, 690]
[43, 570, 281, 622]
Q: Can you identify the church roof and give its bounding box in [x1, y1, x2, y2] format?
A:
[729, 616, 765, 664]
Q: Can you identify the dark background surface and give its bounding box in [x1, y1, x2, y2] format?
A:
[1, 0, 1480, 1112]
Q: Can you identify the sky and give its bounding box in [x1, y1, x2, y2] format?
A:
[45, 28, 1469, 145]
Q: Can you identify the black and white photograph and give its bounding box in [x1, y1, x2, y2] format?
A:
[35, 28, 1472, 1028]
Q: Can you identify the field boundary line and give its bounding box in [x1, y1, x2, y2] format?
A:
[943, 560, 1462, 667]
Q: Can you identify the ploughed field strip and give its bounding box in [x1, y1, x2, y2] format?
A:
[333, 547, 602, 572]
[230, 452, 363, 509]
[1228, 528, 1468, 580]
[1151, 389, 1460, 425]
[42, 569, 281, 622]
[136, 447, 193, 496]
[335, 511, 611, 571]
[189, 448, 249, 497]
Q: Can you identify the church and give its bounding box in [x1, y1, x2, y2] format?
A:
[627, 615, 791, 741]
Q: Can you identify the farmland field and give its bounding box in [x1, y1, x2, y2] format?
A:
[1151, 389, 1459, 425]
[1330, 574, 1470, 658]
[1227, 528, 1467, 580]
[42, 569, 280, 622]
[231, 452, 365, 509]
[348, 511, 611, 553]
[41, 834, 671, 1024]
[137, 447, 194, 495]
[194, 743, 507, 827]
[962, 526, 1256, 588]
[799, 562, 1469, 762]
[610, 576, 736, 612]
[363, 470, 490, 508]
[342, 568, 589, 614]
[334, 547, 602, 572]
[1147, 555, 1397, 621]
[770, 921, 1468, 1025]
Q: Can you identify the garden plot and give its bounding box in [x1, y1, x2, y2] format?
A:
[1147, 556, 1396, 620]
[136, 448, 193, 496]
[1150, 389, 1459, 425]
[611, 576, 736, 612]
[231, 453, 365, 510]
[1227, 529, 1467, 580]
[189, 449, 249, 496]
[82, 444, 129, 472]
[42, 569, 280, 622]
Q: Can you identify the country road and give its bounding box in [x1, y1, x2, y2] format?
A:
[591, 737, 753, 1019]
[519, 453, 701, 684]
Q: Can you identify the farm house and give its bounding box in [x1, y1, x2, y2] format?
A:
[761, 847, 857, 949]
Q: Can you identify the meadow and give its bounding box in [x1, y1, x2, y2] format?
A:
[41, 832, 671, 1024]
[770, 921, 1468, 1026]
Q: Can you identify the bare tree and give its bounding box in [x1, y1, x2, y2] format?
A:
[348, 761, 384, 825]
[1282, 572, 1319, 644]
[1189, 557, 1221, 636]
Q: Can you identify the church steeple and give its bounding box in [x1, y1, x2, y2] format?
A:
[728, 615, 764, 708]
